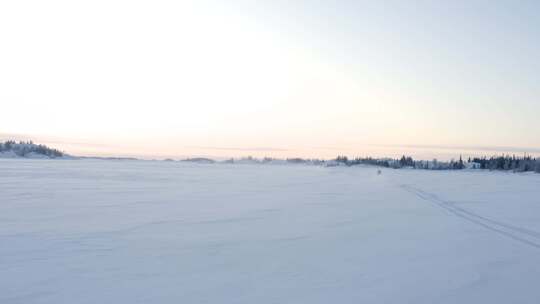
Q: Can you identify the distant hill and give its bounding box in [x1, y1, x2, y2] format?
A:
[181, 157, 215, 164]
[0, 141, 65, 158]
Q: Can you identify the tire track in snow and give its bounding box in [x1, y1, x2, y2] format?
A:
[400, 184, 540, 250]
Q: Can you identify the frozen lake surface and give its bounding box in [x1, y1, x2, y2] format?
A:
[1, 159, 540, 303]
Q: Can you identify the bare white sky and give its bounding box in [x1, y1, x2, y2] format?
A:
[1, 1, 539, 159]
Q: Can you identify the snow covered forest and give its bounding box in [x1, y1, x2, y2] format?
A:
[0, 141, 64, 158]
[333, 155, 540, 173]
[194, 154, 540, 174]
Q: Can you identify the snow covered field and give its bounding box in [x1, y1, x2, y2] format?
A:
[1, 159, 540, 303]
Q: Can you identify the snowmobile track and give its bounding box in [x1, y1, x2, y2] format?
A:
[401, 184, 540, 250]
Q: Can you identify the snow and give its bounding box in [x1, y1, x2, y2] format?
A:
[0, 151, 18, 158]
[0, 151, 70, 159]
[1, 159, 540, 303]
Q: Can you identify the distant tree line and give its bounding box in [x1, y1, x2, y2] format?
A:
[3, 139, 536, 174]
[334, 154, 540, 173]
[0, 140, 64, 158]
[471, 155, 540, 173]
[336, 155, 461, 169]
[231, 154, 539, 174]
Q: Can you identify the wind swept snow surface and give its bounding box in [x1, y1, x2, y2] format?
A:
[1, 159, 540, 303]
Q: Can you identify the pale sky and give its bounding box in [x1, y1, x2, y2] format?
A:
[1, 1, 539, 159]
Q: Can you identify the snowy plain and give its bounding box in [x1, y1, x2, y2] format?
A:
[1, 159, 540, 303]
